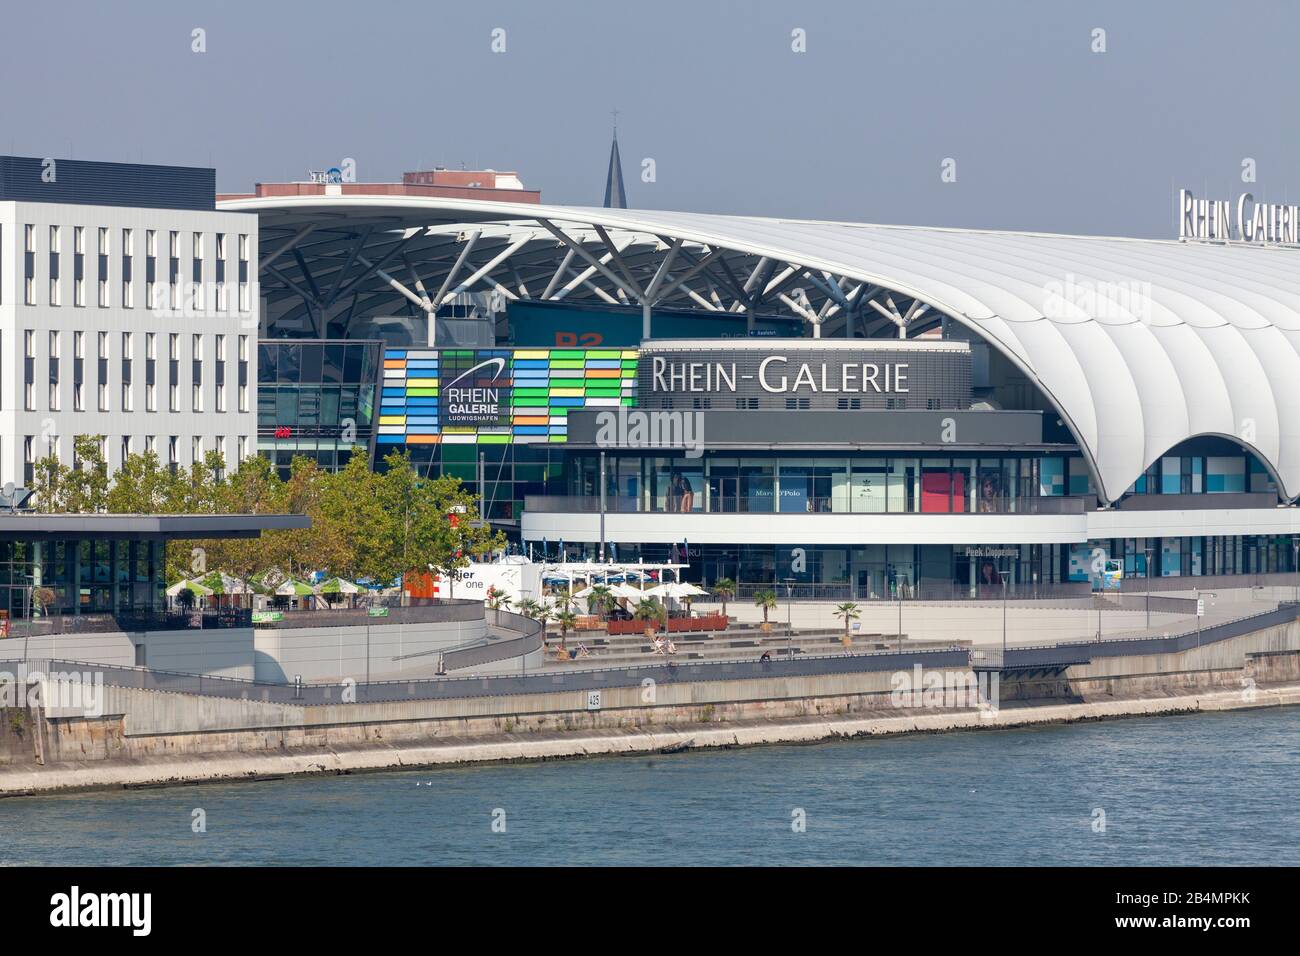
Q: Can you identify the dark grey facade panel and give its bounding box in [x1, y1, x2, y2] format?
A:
[0, 156, 216, 211]
[565, 409, 1048, 449]
[637, 345, 971, 411]
[0, 513, 310, 540]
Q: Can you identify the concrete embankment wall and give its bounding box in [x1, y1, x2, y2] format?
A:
[1, 615, 489, 685]
[252, 618, 483, 683]
[15, 628, 255, 679]
[696, 600, 1183, 644]
[2, 622, 1297, 792]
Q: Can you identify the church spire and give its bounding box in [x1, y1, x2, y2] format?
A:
[603, 114, 627, 209]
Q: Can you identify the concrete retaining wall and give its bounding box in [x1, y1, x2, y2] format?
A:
[252, 617, 485, 683]
[695, 600, 1183, 644]
[3, 619, 1296, 792]
[11, 628, 255, 679]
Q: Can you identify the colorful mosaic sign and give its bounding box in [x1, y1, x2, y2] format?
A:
[377, 348, 640, 445]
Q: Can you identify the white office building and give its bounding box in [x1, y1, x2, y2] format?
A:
[0, 157, 257, 486]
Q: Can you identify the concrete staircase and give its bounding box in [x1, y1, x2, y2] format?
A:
[541, 626, 908, 667]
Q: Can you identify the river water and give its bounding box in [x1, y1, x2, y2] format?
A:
[3, 709, 1297, 866]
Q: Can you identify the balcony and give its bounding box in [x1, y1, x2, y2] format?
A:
[524, 494, 1089, 516]
[521, 495, 1091, 546]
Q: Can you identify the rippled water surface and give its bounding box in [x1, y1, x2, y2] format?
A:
[3, 709, 1297, 866]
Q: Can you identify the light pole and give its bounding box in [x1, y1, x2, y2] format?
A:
[897, 590, 903, 653]
[1194, 589, 1217, 653]
[782, 578, 794, 660]
[997, 569, 1011, 662]
[1144, 545, 1155, 629]
[1292, 537, 1298, 603]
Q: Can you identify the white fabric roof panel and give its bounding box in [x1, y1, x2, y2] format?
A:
[224, 195, 1300, 501]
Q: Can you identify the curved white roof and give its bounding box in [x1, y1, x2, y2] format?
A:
[224, 195, 1300, 502]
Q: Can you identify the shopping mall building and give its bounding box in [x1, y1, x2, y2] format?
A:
[222, 185, 1300, 599]
[8, 154, 1299, 599]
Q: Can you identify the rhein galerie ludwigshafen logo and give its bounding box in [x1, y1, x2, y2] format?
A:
[443, 357, 510, 425]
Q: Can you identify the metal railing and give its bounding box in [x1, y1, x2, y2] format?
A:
[997, 601, 1300, 669]
[1118, 571, 1300, 595]
[1114, 492, 1281, 511]
[1, 608, 253, 636]
[0, 645, 972, 706]
[524, 494, 1089, 516]
[251, 600, 483, 630]
[729, 581, 1094, 603]
[5, 602, 1295, 705]
[442, 609, 544, 672]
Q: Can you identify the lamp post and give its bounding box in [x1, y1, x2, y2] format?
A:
[997, 569, 1011, 663]
[1144, 545, 1155, 629]
[782, 578, 794, 660]
[1194, 589, 1217, 653]
[1292, 537, 1298, 604]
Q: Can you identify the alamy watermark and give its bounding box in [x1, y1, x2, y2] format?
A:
[594, 406, 704, 459]
[890, 664, 1000, 716]
[0, 668, 106, 718]
[1042, 273, 1153, 322]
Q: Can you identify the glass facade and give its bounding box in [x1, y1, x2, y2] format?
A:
[565, 452, 1094, 514]
[0, 537, 166, 622]
[258, 339, 381, 478]
[543, 536, 1300, 599]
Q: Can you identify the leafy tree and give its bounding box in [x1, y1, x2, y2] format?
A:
[106, 450, 175, 514]
[62, 436, 110, 513]
[30, 450, 65, 513]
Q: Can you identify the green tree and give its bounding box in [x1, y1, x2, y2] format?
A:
[107, 450, 177, 514]
[633, 597, 665, 634]
[514, 598, 543, 621]
[30, 449, 66, 513]
[485, 586, 511, 624]
[834, 601, 861, 648]
[61, 436, 110, 513]
[586, 584, 614, 620]
[753, 589, 778, 625]
[711, 577, 736, 619]
[550, 606, 578, 655]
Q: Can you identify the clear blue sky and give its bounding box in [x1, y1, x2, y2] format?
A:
[3, 0, 1297, 237]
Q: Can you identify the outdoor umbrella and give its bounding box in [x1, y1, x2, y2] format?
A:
[316, 577, 363, 595]
[165, 578, 213, 598]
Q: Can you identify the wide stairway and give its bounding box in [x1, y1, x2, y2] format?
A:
[539, 624, 911, 668]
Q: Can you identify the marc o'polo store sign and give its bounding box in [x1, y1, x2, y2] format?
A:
[442, 356, 512, 425]
[638, 344, 970, 410]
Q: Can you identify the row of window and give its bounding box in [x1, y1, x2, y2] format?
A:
[3, 224, 251, 312]
[19, 330, 250, 414]
[21, 434, 251, 482]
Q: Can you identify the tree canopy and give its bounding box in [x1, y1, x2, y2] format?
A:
[29, 440, 504, 585]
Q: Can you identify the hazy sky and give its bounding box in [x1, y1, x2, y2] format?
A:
[4, 0, 1298, 238]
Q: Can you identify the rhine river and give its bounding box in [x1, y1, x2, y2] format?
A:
[3, 709, 1297, 866]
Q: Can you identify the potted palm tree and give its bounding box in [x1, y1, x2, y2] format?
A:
[633, 598, 664, 639]
[834, 601, 861, 650]
[485, 586, 510, 624]
[711, 578, 736, 622]
[515, 597, 543, 622]
[587, 583, 614, 621]
[550, 606, 578, 659]
[753, 590, 777, 632]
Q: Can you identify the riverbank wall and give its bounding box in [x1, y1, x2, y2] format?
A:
[2, 619, 1297, 795]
